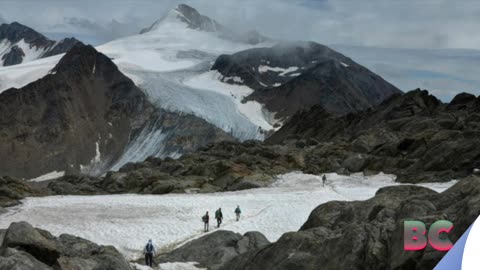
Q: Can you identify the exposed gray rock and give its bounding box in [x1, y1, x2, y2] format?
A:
[0, 177, 34, 207]
[157, 230, 270, 270]
[0, 249, 52, 270]
[212, 41, 401, 120]
[269, 89, 480, 183]
[221, 177, 480, 270]
[2, 222, 60, 266]
[0, 222, 132, 270]
[0, 22, 79, 67]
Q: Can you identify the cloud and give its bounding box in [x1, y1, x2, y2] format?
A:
[1, 0, 479, 100]
[1, 0, 479, 49]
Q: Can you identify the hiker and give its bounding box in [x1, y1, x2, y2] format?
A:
[215, 208, 223, 228]
[322, 174, 327, 187]
[235, 205, 242, 221]
[202, 211, 210, 232]
[144, 239, 156, 267]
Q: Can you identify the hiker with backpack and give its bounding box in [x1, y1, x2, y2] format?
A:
[202, 211, 210, 232]
[235, 205, 241, 221]
[215, 208, 223, 228]
[144, 239, 156, 267]
[322, 174, 327, 187]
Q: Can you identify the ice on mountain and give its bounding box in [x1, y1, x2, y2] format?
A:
[28, 171, 65, 182]
[257, 65, 299, 76]
[341, 62, 349, 67]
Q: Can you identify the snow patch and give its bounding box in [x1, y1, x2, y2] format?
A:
[0, 172, 457, 261]
[159, 262, 205, 270]
[222, 76, 244, 84]
[258, 65, 299, 76]
[341, 62, 349, 67]
[28, 171, 65, 182]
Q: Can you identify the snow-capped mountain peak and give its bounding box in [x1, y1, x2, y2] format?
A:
[0, 22, 79, 66]
[140, 4, 224, 34]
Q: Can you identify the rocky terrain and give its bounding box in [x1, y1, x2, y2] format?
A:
[153, 230, 270, 270]
[0, 222, 132, 270]
[0, 22, 79, 66]
[0, 42, 232, 180]
[0, 177, 37, 209]
[218, 176, 480, 270]
[30, 89, 480, 196]
[269, 89, 480, 183]
[211, 41, 401, 120]
[44, 140, 300, 195]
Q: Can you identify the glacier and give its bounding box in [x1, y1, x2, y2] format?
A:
[0, 6, 275, 174]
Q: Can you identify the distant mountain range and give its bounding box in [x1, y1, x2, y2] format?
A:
[0, 4, 400, 179]
[0, 22, 80, 66]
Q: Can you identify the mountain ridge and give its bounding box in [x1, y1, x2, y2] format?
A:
[0, 22, 80, 66]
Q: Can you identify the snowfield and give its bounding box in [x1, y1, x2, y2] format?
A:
[0, 172, 456, 263]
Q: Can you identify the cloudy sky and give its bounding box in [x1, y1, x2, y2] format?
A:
[1, 0, 479, 100]
[2, 0, 480, 49]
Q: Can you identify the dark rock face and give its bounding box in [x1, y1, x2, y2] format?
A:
[0, 41, 235, 180]
[175, 4, 223, 32]
[157, 230, 270, 270]
[0, 177, 34, 207]
[222, 177, 480, 270]
[0, 42, 153, 179]
[212, 41, 401, 120]
[45, 140, 301, 195]
[268, 89, 480, 183]
[0, 222, 132, 270]
[140, 4, 268, 45]
[1, 45, 25, 66]
[42, 38, 79, 58]
[0, 22, 79, 66]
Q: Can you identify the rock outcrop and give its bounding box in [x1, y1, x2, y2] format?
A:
[268, 89, 480, 183]
[0, 42, 154, 179]
[0, 177, 35, 208]
[212, 41, 402, 120]
[0, 42, 233, 179]
[45, 140, 301, 195]
[156, 230, 270, 270]
[221, 176, 480, 270]
[0, 221, 132, 270]
[0, 22, 80, 66]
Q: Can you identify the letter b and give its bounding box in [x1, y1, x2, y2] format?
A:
[404, 221, 427, 251]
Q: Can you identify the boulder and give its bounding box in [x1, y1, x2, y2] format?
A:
[0, 249, 52, 270]
[2, 222, 60, 266]
[221, 177, 480, 270]
[0, 222, 132, 270]
[158, 230, 270, 270]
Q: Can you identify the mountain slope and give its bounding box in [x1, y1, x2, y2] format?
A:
[212, 41, 402, 120]
[0, 22, 79, 66]
[140, 4, 268, 45]
[268, 89, 480, 182]
[0, 42, 232, 179]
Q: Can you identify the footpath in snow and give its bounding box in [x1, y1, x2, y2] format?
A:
[0, 172, 456, 263]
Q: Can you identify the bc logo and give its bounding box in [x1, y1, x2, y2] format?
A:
[404, 220, 454, 251]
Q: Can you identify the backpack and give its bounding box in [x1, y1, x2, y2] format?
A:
[146, 243, 153, 253]
[202, 215, 207, 223]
